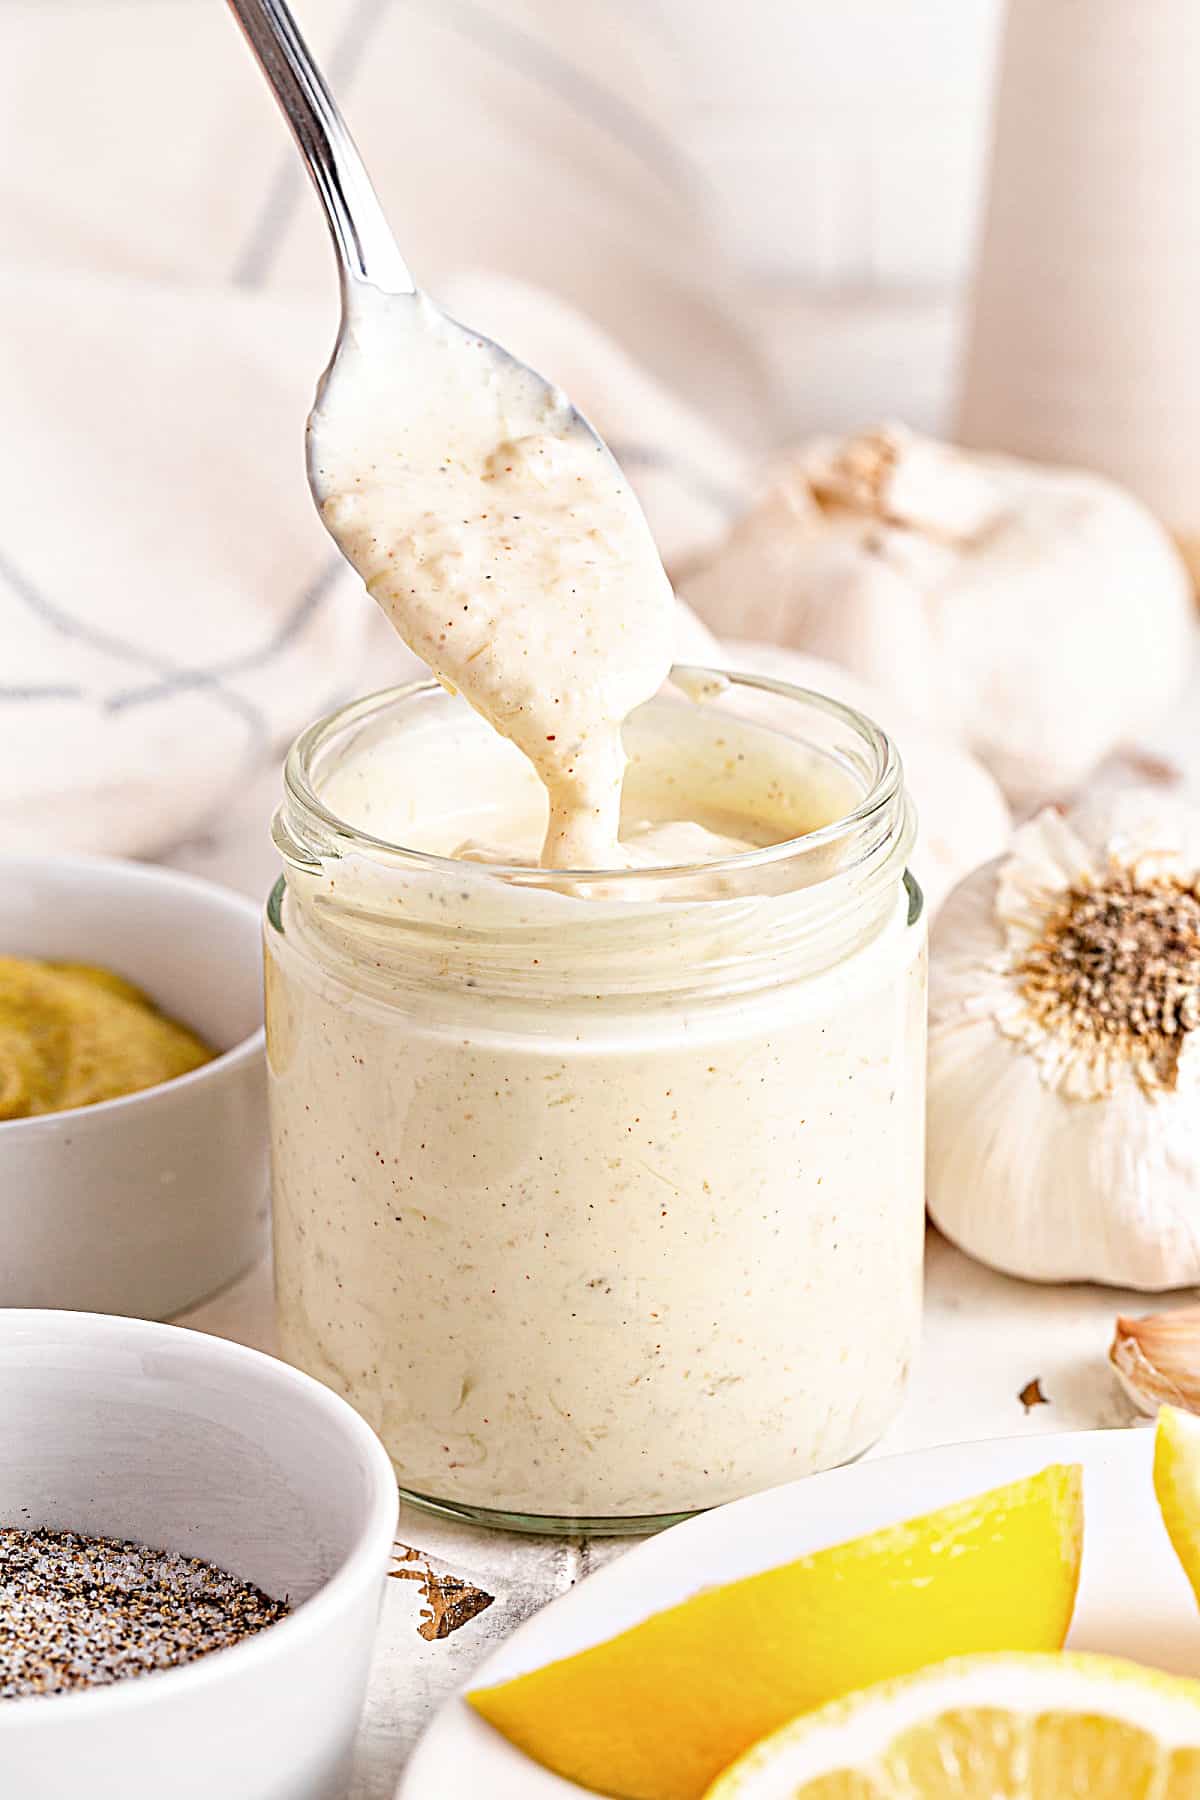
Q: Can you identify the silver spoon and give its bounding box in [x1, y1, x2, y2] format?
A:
[224, 0, 604, 501]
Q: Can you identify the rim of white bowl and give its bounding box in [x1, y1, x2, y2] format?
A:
[0, 853, 266, 1136]
[0, 1310, 400, 1724]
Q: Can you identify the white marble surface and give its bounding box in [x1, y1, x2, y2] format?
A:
[180, 1228, 1175, 1798]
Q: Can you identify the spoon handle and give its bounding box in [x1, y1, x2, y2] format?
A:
[226, 0, 415, 295]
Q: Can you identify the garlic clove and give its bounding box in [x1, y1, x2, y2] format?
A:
[1110, 1308, 1200, 1416]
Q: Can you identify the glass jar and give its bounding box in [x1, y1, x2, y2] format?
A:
[266, 669, 926, 1534]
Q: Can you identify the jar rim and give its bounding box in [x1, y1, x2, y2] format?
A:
[279, 665, 905, 889]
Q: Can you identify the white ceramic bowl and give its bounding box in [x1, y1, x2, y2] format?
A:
[0, 1309, 399, 1798]
[0, 853, 267, 1317]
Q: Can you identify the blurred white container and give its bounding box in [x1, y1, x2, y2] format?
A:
[958, 0, 1200, 578]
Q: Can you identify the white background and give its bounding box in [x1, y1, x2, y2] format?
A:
[657, 0, 1006, 439]
[663, 0, 1003, 292]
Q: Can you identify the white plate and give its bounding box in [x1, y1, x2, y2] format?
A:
[400, 1428, 1199, 1797]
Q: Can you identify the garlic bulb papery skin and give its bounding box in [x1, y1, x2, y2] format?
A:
[680, 424, 1196, 809]
[927, 789, 1200, 1289]
[1110, 1308, 1200, 1417]
[718, 640, 1011, 915]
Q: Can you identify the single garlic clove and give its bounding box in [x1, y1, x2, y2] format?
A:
[1110, 1308, 1200, 1417]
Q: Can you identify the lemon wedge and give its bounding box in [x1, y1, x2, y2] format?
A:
[1156, 1405, 1200, 1608]
[468, 1465, 1083, 1800]
[702, 1652, 1200, 1798]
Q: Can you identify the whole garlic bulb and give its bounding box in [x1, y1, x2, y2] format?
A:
[680, 424, 1196, 808]
[719, 640, 1011, 915]
[928, 789, 1200, 1288]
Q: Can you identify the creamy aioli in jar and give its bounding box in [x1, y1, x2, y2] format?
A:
[269, 684, 926, 1526]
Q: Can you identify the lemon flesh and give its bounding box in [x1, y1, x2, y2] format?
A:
[468, 1465, 1083, 1800]
[1156, 1406, 1200, 1610]
[702, 1652, 1200, 1798]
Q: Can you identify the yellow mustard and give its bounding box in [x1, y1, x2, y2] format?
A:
[0, 958, 214, 1120]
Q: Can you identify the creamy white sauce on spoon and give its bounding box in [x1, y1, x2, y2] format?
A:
[309, 287, 690, 870]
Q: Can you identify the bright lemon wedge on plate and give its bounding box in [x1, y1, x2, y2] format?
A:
[468, 1465, 1083, 1800]
[1156, 1405, 1200, 1607]
[702, 1652, 1200, 1798]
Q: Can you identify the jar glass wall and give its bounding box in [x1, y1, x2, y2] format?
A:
[265, 670, 927, 1534]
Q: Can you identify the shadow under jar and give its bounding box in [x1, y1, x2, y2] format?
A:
[266, 669, 927, 1535]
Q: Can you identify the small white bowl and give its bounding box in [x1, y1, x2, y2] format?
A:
[0, 1309, 399, 1799]
[0, 853, 267, 1318]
